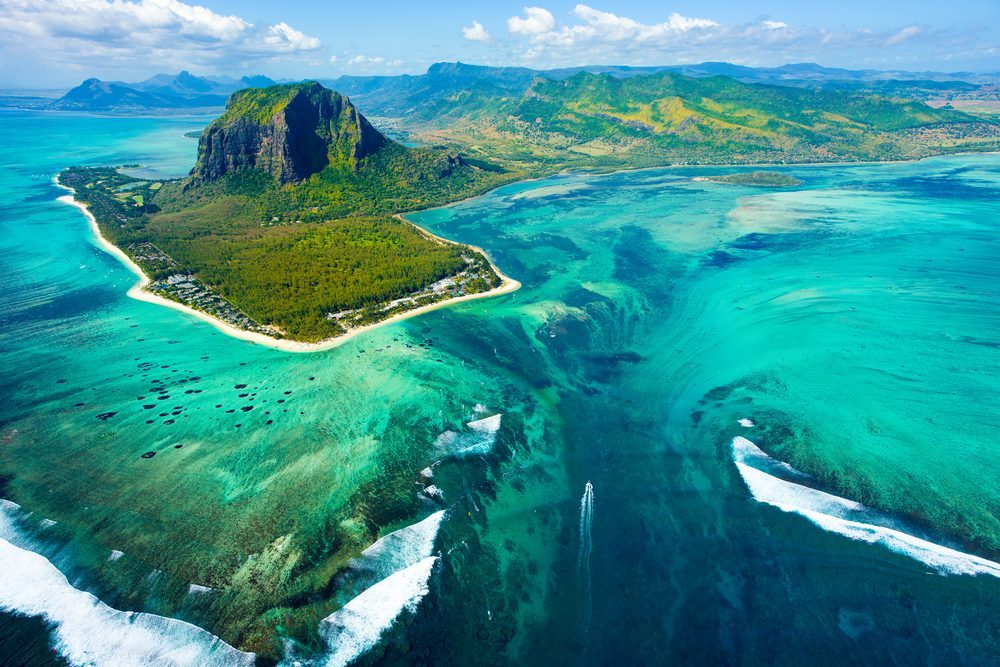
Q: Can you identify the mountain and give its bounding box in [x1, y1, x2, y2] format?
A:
[50, 62, 998, 114]
[51, 71, 278, 111]
[51, 78, 173, 111]
[138, 70, 215, 95]
[660, 62, 999, 101]
[320, 62, 539, 118]
[239, 75, 278, 89]
[179, 81, 508, 211]
[324, 61, 999, 120]
[404, 70, 998, 169]
[193, 82, 385, 184]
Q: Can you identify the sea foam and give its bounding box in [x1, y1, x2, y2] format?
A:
[285, 511, 446, 666]
[434, 413, 502, 458]
[0, 499, 253, 665]
[732, 438, 1000, 578]
[0, 540, 254, 666]
[319, 557, 438, 667]
[346, 510, 445, 587]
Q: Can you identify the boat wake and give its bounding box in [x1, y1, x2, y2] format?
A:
[578, 481, 595, 636]
[732, 436, 1000, 578]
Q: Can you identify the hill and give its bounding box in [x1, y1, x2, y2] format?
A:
[405, 70, 1000, 170]
[52, 78, 179, 111]
[60, 82, 515, 342]
[326, 61, 999, 118]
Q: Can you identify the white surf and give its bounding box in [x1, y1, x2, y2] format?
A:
[319, 557, 438, 667]
[347, 510, 445, 585]
[0, 501, 254, 666]
[434, 413, 502, 457]
[732, 437, 1000, 578]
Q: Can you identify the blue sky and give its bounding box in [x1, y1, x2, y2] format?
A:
[0, 0, 997, 87]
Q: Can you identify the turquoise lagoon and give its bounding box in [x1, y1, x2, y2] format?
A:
[0, 110, 998, 664]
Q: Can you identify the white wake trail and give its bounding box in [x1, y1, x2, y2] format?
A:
[578, 482, 595, 634]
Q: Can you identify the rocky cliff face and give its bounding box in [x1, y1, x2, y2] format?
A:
[193, 82, 387, 185]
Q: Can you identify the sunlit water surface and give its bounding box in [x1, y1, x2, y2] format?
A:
[1, 111, 998, 665]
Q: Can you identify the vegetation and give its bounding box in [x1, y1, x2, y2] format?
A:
[60, 82, 514, 342]
[402, 70, 1000, 171]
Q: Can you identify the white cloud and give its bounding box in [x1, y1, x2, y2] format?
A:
[886, 26, 923, 46]
[348, 54, 386, 65]
[462, 20, 491, 42]
[261, 22, 321, 53]
[507, 5, 718, 49]
[508, 7, 556, 36]
[497, 5, 973, 69]
[0, 0, 320, 72]
[329, 55, 338, 63]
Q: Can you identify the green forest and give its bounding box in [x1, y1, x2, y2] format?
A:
[60, 163, 503, 342]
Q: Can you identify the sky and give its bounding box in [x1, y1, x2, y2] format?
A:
[0, 0, 997, 87]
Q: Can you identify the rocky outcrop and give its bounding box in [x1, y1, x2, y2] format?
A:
[193, 82, 387, 185]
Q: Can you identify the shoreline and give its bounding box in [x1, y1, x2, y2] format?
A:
[394, 149, 1000, 216]
[54, 149, 997, 352]
[55, 182, 520, 354]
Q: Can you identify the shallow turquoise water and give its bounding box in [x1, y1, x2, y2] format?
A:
[1, 111, 999, 664]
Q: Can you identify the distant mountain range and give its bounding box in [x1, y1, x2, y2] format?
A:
[322, 62, 999, 119]
[438, 69, 995, 170]
[50, 71, 278, 111]
[27, 62, 1000, 113]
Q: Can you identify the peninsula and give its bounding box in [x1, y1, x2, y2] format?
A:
[59, 82, 519, 347]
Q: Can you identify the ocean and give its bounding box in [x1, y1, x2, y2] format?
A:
[1, 110, 998, 665]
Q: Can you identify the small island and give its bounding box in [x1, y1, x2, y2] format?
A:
[59, 82, 520, 349]
[698, 171, 804, 187]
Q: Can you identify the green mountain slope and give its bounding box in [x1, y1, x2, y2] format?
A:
[193, 82, 387, 183]
[408, 70, 1000, 169]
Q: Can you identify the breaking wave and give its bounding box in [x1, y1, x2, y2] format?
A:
[285, 510, 447, 666]
[345, 510, 445, 591]
[0, 501, 254, 666]
[435, 413, 502, 458]
[732, 436, 1000, 578]
[319, 557, 438, 667]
